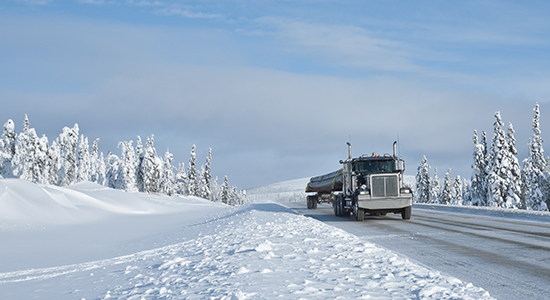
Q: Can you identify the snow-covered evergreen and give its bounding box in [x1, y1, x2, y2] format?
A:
[505, 123, 521, 208]
[440, 169, 453, 205]
[470, 130, 487, 206]
[486, 111, 520, 208]
[141, 136, 160, 194]
[117, 141, 137, 192]
[451, 175, 463, 205]
[135, 136, 145, 193]
[89, 138, 100, 183]
[0, 115, 243, 205]
[175, 162, 188, 196]
[77, 135, 91, 183]
[187, 145, 199, 197]
[159, 149, 175, 196]
[521, 103, 549, 211]
[430, 166, 440, 204]
[202, 148, 213, 200]
[105, 152, 120, 189]
[58, 124, 79, 186]
[414, 156, 430, 203]
[46, 139, 60, 185]
[0, 119, 17, 177]
[220, 175, 230, 205]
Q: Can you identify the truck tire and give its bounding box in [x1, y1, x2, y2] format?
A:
[333, 199, 338, 216]
[354, 202, 364, 221]
[335, 195, 343, 217]
[312, 198, 318, 209]
[401, 206, 412, 220]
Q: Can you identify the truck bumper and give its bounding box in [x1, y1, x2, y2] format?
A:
[357, 195, 413, 210]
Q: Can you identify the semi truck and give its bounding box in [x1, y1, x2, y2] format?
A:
[305, 142, 413, 221]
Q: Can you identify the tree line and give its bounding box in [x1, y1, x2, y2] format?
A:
[0, 115, 246, 205]
[415, 103, 549, 211]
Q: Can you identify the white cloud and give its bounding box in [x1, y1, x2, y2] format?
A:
[156, 7, 223, 19]
[13, 0, 51, 5]
[78, 0, 107, 4]
[255, 16, 418, 73]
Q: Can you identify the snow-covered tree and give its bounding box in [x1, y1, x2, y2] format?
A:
[141, 135, 160, 193]
[175, 162, 187, 195]
[12, 115, 47, 184]
[521, 103, 549, 211]
[187, 144, 199, 197]
[77, 135, 90, 183]
[452, 175, 463, 205]
[461, 177, 471, 206]
[202, 148, 212, 200]
[429, 166, 440, 204]
[159, 149, 175, 196]
[36, 134, 49, 184]
[96, 151, 106, 186]
[117, 141, 137, 192]
[58, 124, 79, 186]
[220, 175, 230, 204]
[1, 119, 17, 177]
[135, 136, 145, 192]
[470, 130, 487, 206]
[415, 156, 430, 203]
[105, 152, 120, 189]
[505, 122, 521, 208]
[90, 138, 100, 183]
[46, 139, 60, 185]
[211, 176, 220, 202]
[486, 111, 513, 208]
[440, 169, 453, 205]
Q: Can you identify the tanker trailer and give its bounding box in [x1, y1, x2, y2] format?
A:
[305, 169, 343, 209]
[305, 142, 413, 220]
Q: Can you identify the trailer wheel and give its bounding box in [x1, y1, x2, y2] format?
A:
[354, 202, 364, 221]
[333, 198, 338, 216]
[401, 206, 412, 220]
[312, 198, 318, 209]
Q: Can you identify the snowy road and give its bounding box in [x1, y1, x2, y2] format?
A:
[283, 202, 550, 300]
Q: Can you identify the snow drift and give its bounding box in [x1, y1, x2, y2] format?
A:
[0, 179, 494, 299]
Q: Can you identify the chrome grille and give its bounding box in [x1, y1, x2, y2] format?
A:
[371, 175, 399, 197]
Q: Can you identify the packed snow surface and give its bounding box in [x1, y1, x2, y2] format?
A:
[0, 178, 493, 299]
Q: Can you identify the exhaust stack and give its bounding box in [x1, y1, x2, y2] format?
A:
[347, 142, 352, 160]
[393, 141, 397, 158]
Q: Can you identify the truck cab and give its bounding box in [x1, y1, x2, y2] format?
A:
[338, 150, 413, 220]
[306, 141, 413, 221]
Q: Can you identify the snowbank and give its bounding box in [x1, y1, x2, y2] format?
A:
[0, 179, 216, 226]
[414, 203, 550, 223]
[0, 179, 494, 299]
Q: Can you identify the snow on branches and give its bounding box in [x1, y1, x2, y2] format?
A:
[0, 115, 246, 205]
[415, 104, 550, 211]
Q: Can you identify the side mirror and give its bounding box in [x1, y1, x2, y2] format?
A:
[339, 160, 343, 164]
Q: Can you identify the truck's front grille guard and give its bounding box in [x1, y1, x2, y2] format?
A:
[371, 175, 399, 197]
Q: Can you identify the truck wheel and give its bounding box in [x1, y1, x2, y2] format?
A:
[333, 199, 338, 216]
[335, 195, 343, 217]
[401, 206, 412, 220]
[312, 198, 318, 209]
[307, 197, 311, 209]
[354, 202, 364, 221]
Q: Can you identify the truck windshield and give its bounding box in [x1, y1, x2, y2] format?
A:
[354, 160, 396, 174]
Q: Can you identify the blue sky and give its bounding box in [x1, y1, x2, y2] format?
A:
[1, 0, 550, 189]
